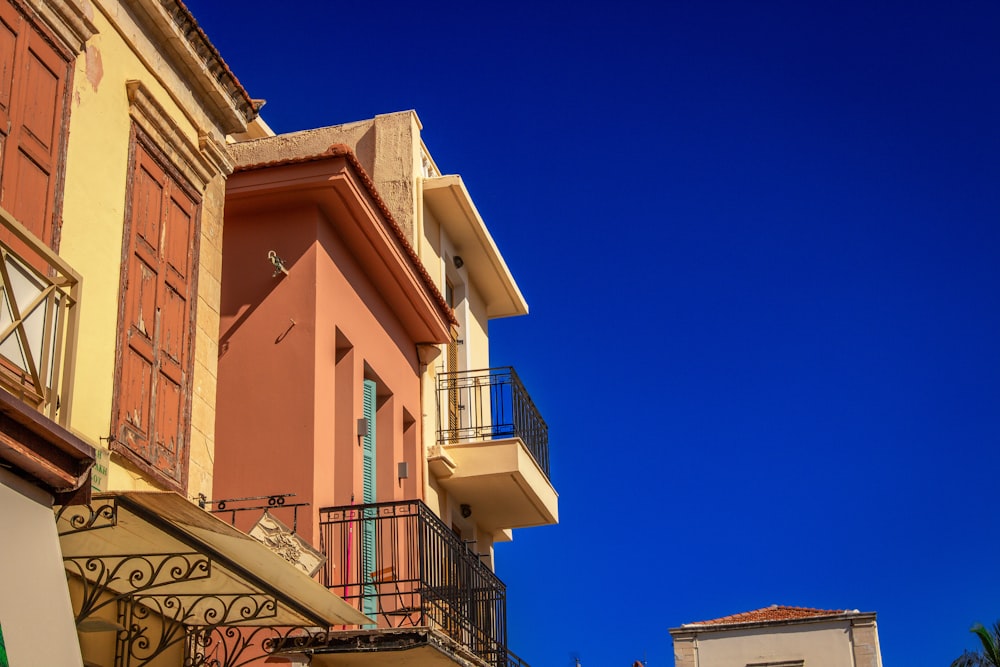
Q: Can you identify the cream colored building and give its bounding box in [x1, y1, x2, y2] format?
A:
[670, 605, 884, 667]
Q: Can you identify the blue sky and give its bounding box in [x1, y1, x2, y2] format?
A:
[185, 1, 1000, 664]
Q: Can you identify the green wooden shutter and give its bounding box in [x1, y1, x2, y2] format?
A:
[362, 379, 377, 504]
[362, 379, 377, 623]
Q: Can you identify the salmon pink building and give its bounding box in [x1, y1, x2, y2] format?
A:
[214, 144, 454, 545]
[214, 118, 557, 667]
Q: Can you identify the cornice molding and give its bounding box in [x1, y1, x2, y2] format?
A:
[22, 0, 97, 54]
[127, 79, 223, 189]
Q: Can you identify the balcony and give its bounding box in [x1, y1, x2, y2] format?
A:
[0, 206, 80, 426]
[431, 367, 557, 531]
[319, 500, 516, 667]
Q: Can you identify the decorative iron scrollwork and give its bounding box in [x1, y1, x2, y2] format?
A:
[57, 499, 117, 535]
[66, 552, 211, 626]
[184, 626, 330, 667]
[186, 626, 327, 667]
[135, 594, 277, 626]
[117, 597, 185, 667]
[115, 594, 280, 667]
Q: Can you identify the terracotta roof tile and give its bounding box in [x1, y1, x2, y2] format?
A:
[234, 144, 458, 328]
[686, 605, 853, 626]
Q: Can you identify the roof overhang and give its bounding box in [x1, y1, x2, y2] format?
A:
[108, 0, 259, 134]
[58, 491, 371, 628]
[422, 176, 528, 319]
[227, 156, 453, 345]
[0, 388, 94, 503]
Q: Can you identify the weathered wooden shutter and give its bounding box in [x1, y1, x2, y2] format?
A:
[0, 0, 68, 262]
[154, 181, 194, 476]
[116, 142, 196, 487]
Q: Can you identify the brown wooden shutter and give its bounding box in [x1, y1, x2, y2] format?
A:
[115, 141, 197, 487]
[0, 0, 67, 248]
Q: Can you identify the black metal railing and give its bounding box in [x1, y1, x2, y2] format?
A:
[507, 649, 531, 667]
[199, 493, 309, 533]
[436, 367, 550, 478]
[319, 500, 508, 667]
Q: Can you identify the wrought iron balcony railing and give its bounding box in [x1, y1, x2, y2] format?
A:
[436, 367, 550, 479]
[319, 500, 509, 667]
[0, 206, 80, 425]
[507, 649, 531, 667]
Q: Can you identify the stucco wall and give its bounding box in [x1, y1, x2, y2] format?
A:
[214, 207, 320, 538]
[216, 174, 426, 545]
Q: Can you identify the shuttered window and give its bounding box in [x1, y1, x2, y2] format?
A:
[361, 378, 378, 621]
[112, 134, 198, 490]
[362, 378, 377, 504]
[0, 0, 68, 250]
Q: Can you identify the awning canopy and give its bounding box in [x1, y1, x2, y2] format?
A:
[58, 491, 371, 628]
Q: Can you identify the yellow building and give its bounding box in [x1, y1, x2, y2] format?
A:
[0, 2, 364, 666]
[670, 605, 884, 667]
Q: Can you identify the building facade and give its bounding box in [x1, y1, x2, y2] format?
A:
[213, 140, 454, 543]
[669, 605, 884, 667]
[0, 2, 365, 666]
[212, 114, 557, 667]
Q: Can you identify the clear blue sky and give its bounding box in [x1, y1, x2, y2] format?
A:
[185, 1, 1000, 665]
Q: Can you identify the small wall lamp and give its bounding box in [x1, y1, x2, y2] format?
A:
[460, 503, 472, 518]
[453, 255, 464, 269]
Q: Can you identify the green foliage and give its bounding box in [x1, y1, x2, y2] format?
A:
[952, 622, 1000, 667]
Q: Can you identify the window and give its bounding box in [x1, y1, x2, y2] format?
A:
[0, 0, 70, 249]
[111, 130, 199, 491]
[361, 377, 377, 620]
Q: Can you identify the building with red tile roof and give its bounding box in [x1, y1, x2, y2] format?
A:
[670, 605, 883, 667]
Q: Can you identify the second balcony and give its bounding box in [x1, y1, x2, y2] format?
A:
[430, 367, 557, 531]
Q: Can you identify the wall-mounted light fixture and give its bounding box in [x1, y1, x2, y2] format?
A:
[268, 250, 289, 277]
[460, 503, 472, 518]
[453, 255, 464, 269]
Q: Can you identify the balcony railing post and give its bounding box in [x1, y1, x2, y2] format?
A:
[0, 206, 81, 426]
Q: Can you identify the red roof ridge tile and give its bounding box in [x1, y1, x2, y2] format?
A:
[685, 605, 857, 626]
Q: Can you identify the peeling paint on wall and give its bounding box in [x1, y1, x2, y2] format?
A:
[85, 44, 103, 92]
